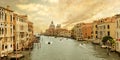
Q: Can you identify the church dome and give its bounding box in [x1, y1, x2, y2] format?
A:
[49, 21, 55, 29]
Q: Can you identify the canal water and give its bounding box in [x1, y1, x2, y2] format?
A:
[22, 36, 120, 60]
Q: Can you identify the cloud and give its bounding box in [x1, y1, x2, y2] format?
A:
[49, 0, 59, 3]
[16, 0, 120, 32]
[61, 0, 120, 28]
[16, 3, 60, 32]
[18, 0, 28, 3]
[17, 3, 45, 12]
[2, 0, 120, 32]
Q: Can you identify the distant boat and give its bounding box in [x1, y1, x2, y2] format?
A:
[79, 44, 82, 46]
[79, 43, 86, 47]
[55, 36, 57, 38]
[48, 42, 51, 44]
[60, 39, 62, 41]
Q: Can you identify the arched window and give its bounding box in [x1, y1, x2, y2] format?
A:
[0, 12, 1, 19]
[107, 25, 110, 29]
[10, 15, 13, 22]
[2, 28, 4, 34]
[5, 13, 7, 21]
[0, 28, 1, 35]
[5, 28, 7, 34]
[2, 12, 4, 20]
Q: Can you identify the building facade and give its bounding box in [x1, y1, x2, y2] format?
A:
[55, 24, 61, 36]
[0, 6, 14, 57]
[26, 21, 34, 49]
[82, 23, 92, 40]
[97, 17, 116, 40]
[71, 23, 84, 40]
[92, 21, 99, 40]
[115, 14, 120, 52]
[15, 15, 28, 50]
[71, 23, 92, 40]
[0, 6, 34, 57]
[57, 29, 71, 38]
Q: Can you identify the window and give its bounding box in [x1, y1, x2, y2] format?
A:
[96, 36, 98, 38]
[17, 44, 18, 49]
[13, 17, 15, 20]
[0, 12, 1, 19]
[108, 31, 110, 36]
[91, 31, 93, 34]
[107, 25, 110, 29]
[95, 31, 98, 34]
[11, 28, 12, 34]
[1, 12, 3, 20]
[95, 25, 97, 28]
[5, 24, 7, 26]
[5, 45, 7, 49]
[5, 28, 7, 34]
[20, 32, 24, 38]
[21, 34, 24, 38]
[11, 44, 12, 47]
[0, 28, 1, 35]
[10, 15, 12, 22]
[2, 28, 4, 34]
[13, 36, 15, 41]
[13, 25, 15, 30]
[5, 13, 7, 21]
[2, 44, 4, 50]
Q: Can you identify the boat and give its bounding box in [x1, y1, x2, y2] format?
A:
[48, 42, 51, 44]
[101, 45, 107, 48]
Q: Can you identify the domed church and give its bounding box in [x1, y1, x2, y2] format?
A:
[49, 21, 55, 29]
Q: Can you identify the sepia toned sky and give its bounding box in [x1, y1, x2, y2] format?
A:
[1, 0, 120, 33]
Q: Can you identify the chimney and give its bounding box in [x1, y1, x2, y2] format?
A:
[6, 5, 10, 10]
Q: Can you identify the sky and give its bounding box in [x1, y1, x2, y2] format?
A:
[1, 0, 120, 33]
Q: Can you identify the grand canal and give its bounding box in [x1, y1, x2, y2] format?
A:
[21, 36, 120, 60]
